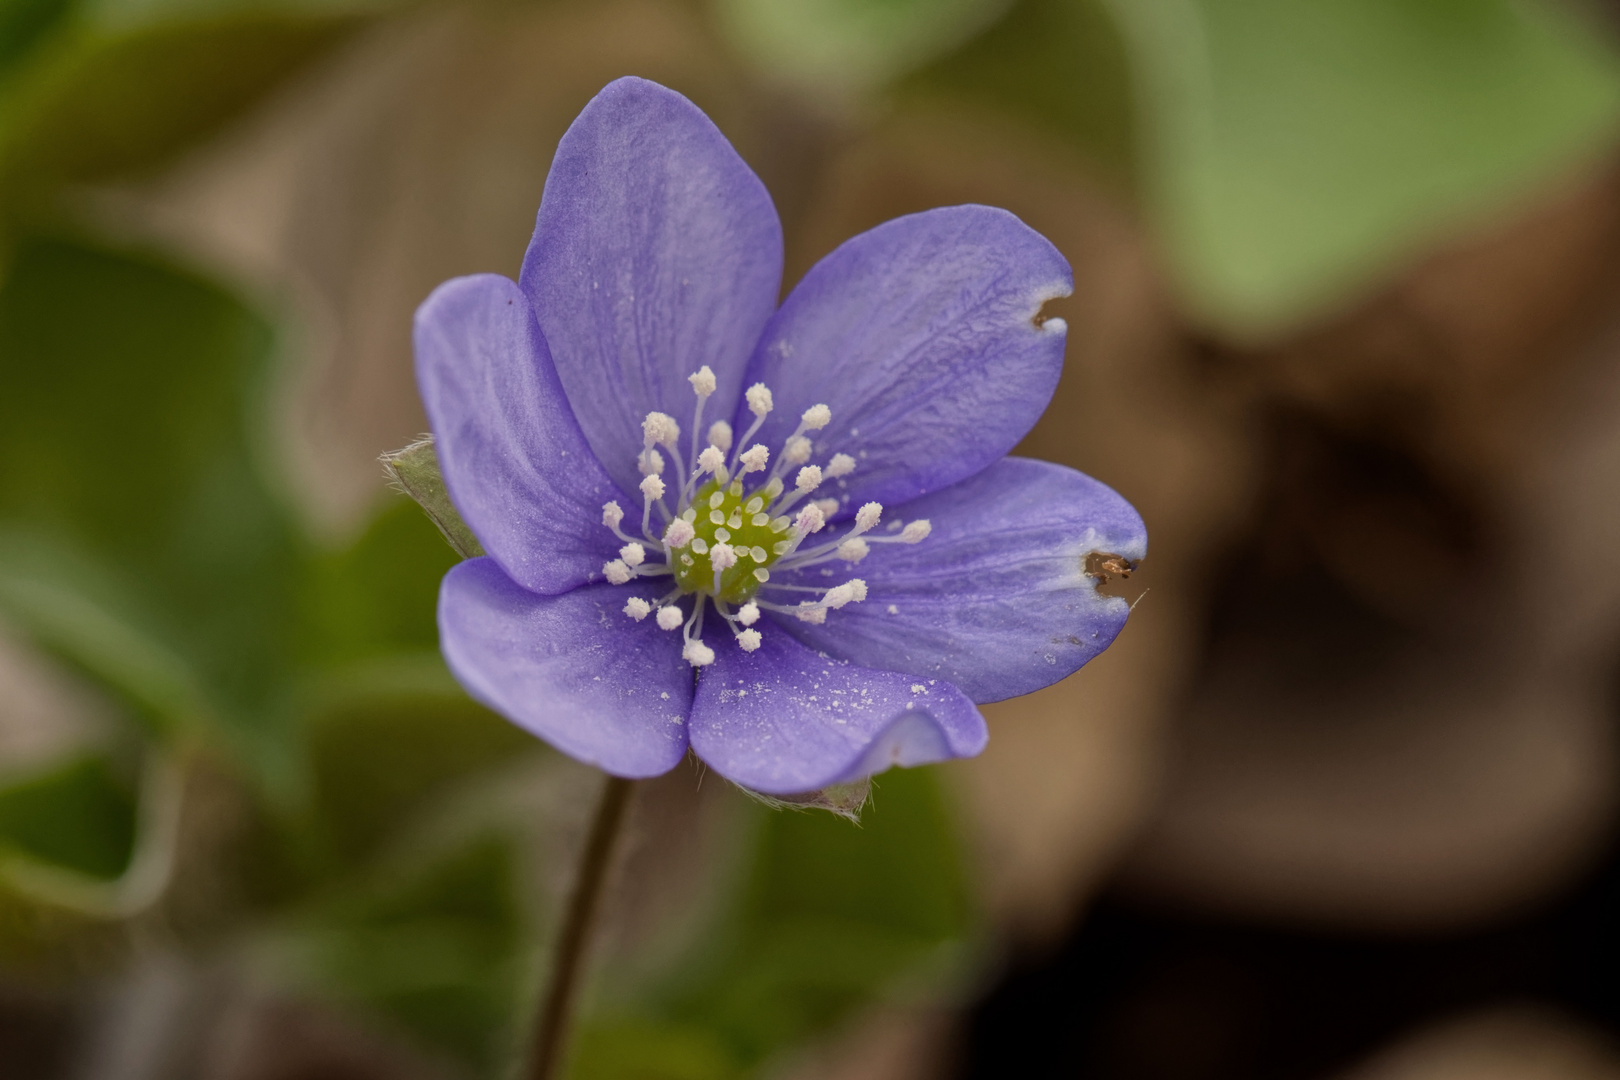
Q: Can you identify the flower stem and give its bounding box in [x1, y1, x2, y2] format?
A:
[525, 773, 635, 1080]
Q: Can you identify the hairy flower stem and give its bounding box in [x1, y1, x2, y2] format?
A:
[525, 774, 635, 1080]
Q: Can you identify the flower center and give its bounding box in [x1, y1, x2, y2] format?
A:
[594, 366, 932, 667]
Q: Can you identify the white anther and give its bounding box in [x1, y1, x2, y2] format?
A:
[697, 446, 726, 475]
[736, 629, 762, 652]
[795, 465, 822, 493]
[763, 477, 784, 499]
[740, 444, 770, 473]
[853, 502, 883, 534]
[683, 639, 716, 666]
[709, 543, 738, 571]
[794, 504, 826, 535]
[825, 453, 856, 479]
[623, 597, 652, 620]
[737, 602, 760, 626]
[745, 383, 774, 417]
[783, 436, 812, 465]
[837, 538, 869, 563]
[691, 538, 709, 554]
[900, 520, 932, 543]
[688, 365, 717, 397]
[750, 545, 767, 561]
[800, 404, 831, 431]
[640, 448, 665, 476]
[656, 606, 684, 631]
[619, 542, 646, 567]
[753, 567, 770, 582]
[602, 502, 624, 529]
[640, 474, 666, 501]
[708, 420, 733, 452]
[603, 560, 632, 585]
[794, 603, 828, 625]
[642, 411, 680, 448]
[663, 519, 695, 549]
[814, 498, 840, 517]
[823, 581, 863, 609]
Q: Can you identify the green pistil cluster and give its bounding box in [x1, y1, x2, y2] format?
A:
[672, 478, 793, 603]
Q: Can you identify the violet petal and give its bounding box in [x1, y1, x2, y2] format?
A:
[689, 629, 986, 795]
[521, 76, 783, 496]
[740, 205, 1070, 511]
[774, 457, 1146, 703]
[438, 559, 692, 778]
[415, 274, 624, 595]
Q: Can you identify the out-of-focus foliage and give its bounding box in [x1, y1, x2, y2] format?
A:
[919, 0, 1620, 331]
[573, 766, 974, 1079]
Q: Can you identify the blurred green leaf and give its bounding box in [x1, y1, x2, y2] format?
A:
[1105, 0, 1620, 332]
[0, 755, 136, 880]
[0, 10, 357, 197]
[285, 835, 526, 1070]
[0, 235, 304, 763]
[713, 0, 1014, 94]
[0, 0, 75, 73]
[302, 677, 533, 865]
[910, 0, 1137, 184]
[578, 766, 974, 1077]
[571, 1018, 738, 1080]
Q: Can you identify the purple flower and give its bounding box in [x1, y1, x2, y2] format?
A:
[413, 77, 1146, 796]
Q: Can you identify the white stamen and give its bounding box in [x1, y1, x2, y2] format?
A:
[640, 448, 665, 476]
[708, 419, 733, 452]
[697, 446, 726, 475]
[900, 520, 932, 543]
[683, 639, 716, 666]
[624, 597, 652, 620]
[795, 504, 826, 534]
[691, 538, 709, 554]
[837, 538, 869, 562]
[794, 603, 828, 624]
[642, 411, 680, 448]
[853, 502, 882, 534]
[800, 404, 831, 431]
[603, 560, 632, 585]
[745, 383, 774, 417]
[823, 580, 865, 608]
[795, 465, 822, 493]
[749, 545, 768, 561]
[763, 477, 784, 500]
[688, 365, 716, 397]
[619, 542, 646, 567]
[656, 606, 684, 631]
[783, 436, 812, 465]
[737, 602, 760, 626]
[663, 519, 695, 549]
[709, 543, 738, 571]
[753, 568, 770, 582]
[825, 453, 856, 479]
[640, 474, 666, 501]
[814, 498, 840, 517]
[736, 629, 762, 652]
[602, 502, 624, 529]
[740, 444, 770, 473]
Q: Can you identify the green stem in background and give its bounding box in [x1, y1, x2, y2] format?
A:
[525, 773, 635, 1080]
